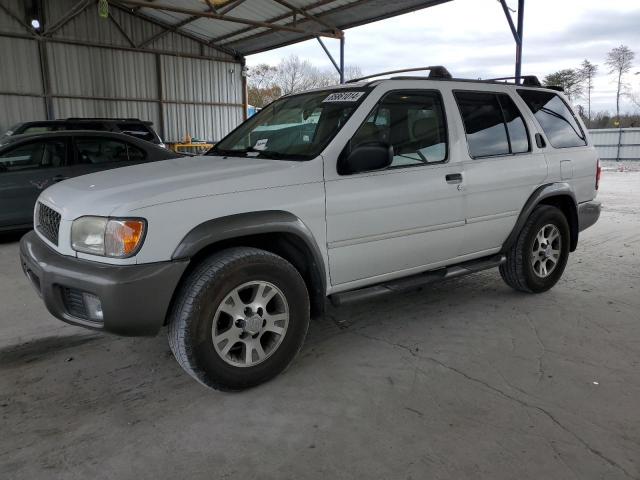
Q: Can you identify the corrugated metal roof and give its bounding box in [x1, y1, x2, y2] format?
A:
[123, 0, 452, 55]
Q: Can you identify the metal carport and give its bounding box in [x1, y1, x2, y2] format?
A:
[0, 0, 527, 142]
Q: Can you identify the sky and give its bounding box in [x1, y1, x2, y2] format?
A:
[247, 0, 640, 114]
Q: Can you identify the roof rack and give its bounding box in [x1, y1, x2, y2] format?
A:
[346, 66, 452, 83]
[65, 117, 147, 122]
[486, 75, 542, 87]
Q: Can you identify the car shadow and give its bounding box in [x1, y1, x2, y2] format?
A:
[0, 229, 30, 244]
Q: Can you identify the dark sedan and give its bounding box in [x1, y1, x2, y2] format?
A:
[0, 131, 179, 231]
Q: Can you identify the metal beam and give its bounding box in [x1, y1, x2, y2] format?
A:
[111, 2, 240, 58]
[211, 0, 340, 44]
[138, 15, 199, 48]
[316, 37, 340, 75]
[219, 0, 249, 15]
[0, 30, 239, 63]
[43, 0, 92, 37]
[0, 2, 34, 35]
[116, 0, 342, 39]
[109, 11, 137, 48]
[271, 0, 338, 32]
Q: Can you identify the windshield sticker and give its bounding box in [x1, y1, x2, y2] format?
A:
[323, 91, 365, 103]
[254, 138, 268, 151]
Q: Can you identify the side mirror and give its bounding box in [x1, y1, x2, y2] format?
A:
[339, 142, 393, 175]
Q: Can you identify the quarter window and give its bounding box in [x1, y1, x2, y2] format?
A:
[454, 91, 530, 158]
[517, 90, 586, 148]
[350, 90, 448, 167]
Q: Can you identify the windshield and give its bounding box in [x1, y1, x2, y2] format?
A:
[210, 88, 370, 160]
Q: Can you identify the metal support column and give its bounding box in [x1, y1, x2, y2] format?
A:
[316, 34, 345, 84]
[499, 0, 525, 83]
[515, 0, 524, 82]
[339, 36, 345, 84]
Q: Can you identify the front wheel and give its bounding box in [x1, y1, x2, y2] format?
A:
[168, 247, 310, 391]
[500, 205, 570, 293]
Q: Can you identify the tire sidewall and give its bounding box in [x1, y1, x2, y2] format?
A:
[522, 207, 570, 293]
[187, 254, 309, 390]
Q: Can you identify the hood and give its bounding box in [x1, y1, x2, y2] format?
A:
[39, 155, 322, 219]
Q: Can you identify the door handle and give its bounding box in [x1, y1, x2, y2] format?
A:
[52, 175, 68, 183]
[445, 173, 463, 184]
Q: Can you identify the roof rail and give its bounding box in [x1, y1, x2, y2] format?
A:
[65, 117, 145, 122]
[346, 66, 452, 83]
[486, 75, 541, 87]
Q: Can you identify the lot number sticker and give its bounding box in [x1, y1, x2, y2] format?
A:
[323, 91, 365, 103]
[254, 138, 268, 150]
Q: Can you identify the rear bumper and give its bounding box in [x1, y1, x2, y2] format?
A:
[578, 200, 601, 232]
[20, 231, 189, 336]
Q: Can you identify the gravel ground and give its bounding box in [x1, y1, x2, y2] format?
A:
[0, 170, 639, 480]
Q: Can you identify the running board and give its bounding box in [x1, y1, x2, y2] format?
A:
[329, 254, 506, 307]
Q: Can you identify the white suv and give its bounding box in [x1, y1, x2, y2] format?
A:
[20, 67, 601, 390]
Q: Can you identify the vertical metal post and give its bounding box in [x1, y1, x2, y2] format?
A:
[515, 0, 524, 83]
[155, 53, 166, 141]
[37, 38, 54, 120]
[339, 36, 345, 84]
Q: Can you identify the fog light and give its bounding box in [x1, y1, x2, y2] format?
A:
[83, 293, 103, 321]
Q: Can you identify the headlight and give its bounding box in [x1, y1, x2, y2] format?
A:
[71, 217, 146, 258]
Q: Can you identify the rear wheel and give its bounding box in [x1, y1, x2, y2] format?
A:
[500, 205, 570, 293]
[168, 247, 310, 391]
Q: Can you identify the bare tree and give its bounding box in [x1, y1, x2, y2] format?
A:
[578, 59, 598, 126]
[274, 55, 324, 95]
[606, 45, 635, 122]
[543, 69, 583, 102]
[247, 64, 281, 108]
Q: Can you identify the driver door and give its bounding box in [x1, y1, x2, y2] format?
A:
[324, 90, 466, 287]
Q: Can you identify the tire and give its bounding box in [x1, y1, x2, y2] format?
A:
[500, 205, 570, 293]
[168, 247, 310, 391]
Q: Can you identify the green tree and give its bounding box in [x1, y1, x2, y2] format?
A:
[543, 69, 583, 102]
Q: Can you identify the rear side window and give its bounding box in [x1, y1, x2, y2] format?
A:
[454, 91, 530, 158]
[75, 137, 145, 164]
[517, 90, 586, 148]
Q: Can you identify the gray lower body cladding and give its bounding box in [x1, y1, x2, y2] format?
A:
[19, 231, 188, 336]
[578, 200, 601, 232]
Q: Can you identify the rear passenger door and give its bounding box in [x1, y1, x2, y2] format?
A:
[0, 138, 69, 227]
[453, 90, 548, 255]
[325, 90, 466, 287]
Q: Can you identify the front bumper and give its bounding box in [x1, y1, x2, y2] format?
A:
[578, 200, 601, 232]
[20, 231, 189, 336]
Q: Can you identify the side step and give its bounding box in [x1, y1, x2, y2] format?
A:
[329, 254, 505, 307]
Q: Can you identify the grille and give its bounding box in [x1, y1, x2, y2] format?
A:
[37, 203, 61, 245]
[62, 287, 88, 320]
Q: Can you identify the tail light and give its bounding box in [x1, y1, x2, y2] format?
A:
[595, 159, 602, 190]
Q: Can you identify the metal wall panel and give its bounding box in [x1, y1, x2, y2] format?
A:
[1, 3, 243, 144]
[589, 129, 640, 160]
[53, 98, 160, 128]
[160, 55, 242, 104]
[47, 43, 158, 99]
[163, 103, 243, 142]
[0, 94, 46, 134]
[0, 37, 42, 94]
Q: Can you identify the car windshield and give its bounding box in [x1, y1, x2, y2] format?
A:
[210, 88, 370, 160]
